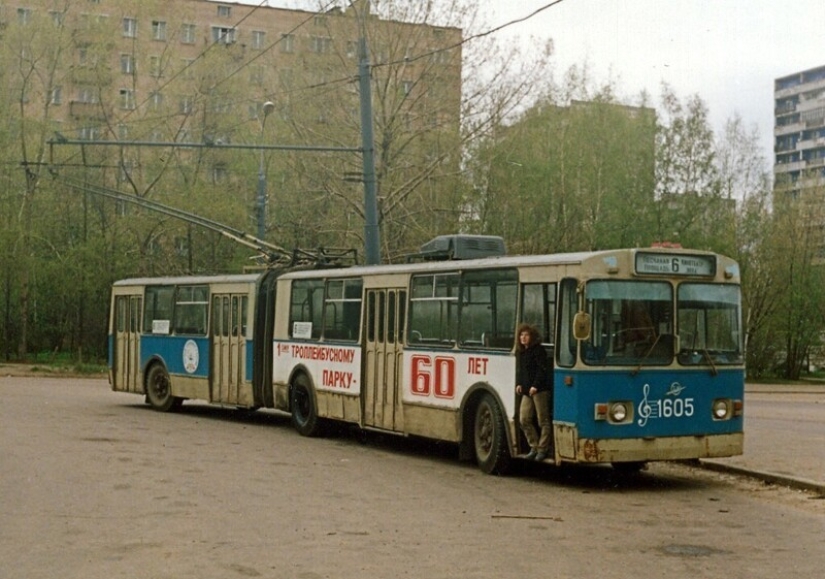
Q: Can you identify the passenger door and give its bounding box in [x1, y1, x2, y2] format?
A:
[114, 295, 142, 393]
[211, 294, 247, 404]
[363, 288, 406, 431]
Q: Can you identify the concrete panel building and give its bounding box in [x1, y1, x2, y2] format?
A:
[774, 64, 825, 199]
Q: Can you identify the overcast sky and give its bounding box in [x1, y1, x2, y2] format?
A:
[236, 0, 825, 164]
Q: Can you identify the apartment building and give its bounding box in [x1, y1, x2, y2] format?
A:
[774, 64, 825, 199]
[0, 0, 462, 144]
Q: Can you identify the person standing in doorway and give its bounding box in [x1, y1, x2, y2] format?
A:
[516, 323, 552, 461]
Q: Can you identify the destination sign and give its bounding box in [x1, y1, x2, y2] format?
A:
[634, 252, 715, 276]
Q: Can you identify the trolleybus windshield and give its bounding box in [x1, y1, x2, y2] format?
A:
[677, 283, 743, 365]
[582, 280, 673, 365]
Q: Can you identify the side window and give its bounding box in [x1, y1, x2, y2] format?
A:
[521, 283, 557, 346]
[323, 278, 362, 341]
[387, 291, 396, 344]
[290, 279, 324, 339]
[240, 295, 248, 337]
[211, 296, 222, 337]
[557, 279, 578, 367]
[116, 296, 127, 332]
[408, 273, 459, 346]
[459, 268, 518, 349]
[144, 286, 174, 334]
[173, 285, 209, 335]
[131, 297, 141, 333]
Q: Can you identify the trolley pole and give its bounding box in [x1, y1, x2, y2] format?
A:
[358, 36, 381, 265]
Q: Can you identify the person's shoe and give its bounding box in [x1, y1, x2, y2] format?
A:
[535, 451, 548, 462]
[524, 449, 538, 460]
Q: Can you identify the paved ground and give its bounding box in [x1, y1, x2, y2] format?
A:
[701, 382, 825, 494]
[2, 376, 824, 579]
[1, 364, 822, 491]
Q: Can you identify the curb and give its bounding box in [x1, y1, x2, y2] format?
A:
[698, 460, 825, 496]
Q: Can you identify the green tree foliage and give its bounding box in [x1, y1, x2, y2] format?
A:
[2, 1, 822, 380]
[654, 84, 728, 249]
[770, 196, 825, 379]
[470, 76, 656, 254]
[265, 0, 553, 260]
[714, 115, 778, 377]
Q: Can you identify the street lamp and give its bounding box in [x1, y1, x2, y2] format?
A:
[257, 100, 275, 240]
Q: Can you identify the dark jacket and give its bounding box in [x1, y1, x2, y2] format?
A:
[517, 341, 551, 393]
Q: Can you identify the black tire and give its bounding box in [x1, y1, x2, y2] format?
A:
[473, 393, 511, 475]
[145, 364, 182, 412]
[290, 374, 322, 437]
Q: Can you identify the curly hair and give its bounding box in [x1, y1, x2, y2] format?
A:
[516, 323, 541, 348]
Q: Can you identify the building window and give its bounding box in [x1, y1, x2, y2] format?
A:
[77, 87, 98, 104]
[181, 23, 196, 44]
[123, 17, 137, 37]
[217, 5, 231, 17]
[249, 65, 264, 85]
[430, 49, 450, 65]
[310, 36, 332, 54]
[314, 15, 327, 27]
[281, 33, 294, 53]
[180, 58, 195, 79]
[149, 55, 161, 77]
[117, 124, 129, 140]
[78, 126, 101, 141]
[149, 91, 163, 110]
[211, 100, 232, 114]
[50, 86, 62, 105]
[212, 163, 228, 183]
[119, 88, 135, 110]
[346, 41, 357, 59]
[211, 26, 235, 45]
[179, 97, 194, 114]
[17, 8, 32, 26]
[251, 30, 265, 49]
[120, 53, 135, 74]
[49, 11, 64, 26]
[152, 20, 166, 41]
[402, 80, 413, 96]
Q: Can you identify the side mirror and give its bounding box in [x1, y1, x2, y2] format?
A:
[573, 311, 591, 341]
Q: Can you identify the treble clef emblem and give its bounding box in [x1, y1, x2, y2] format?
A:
[637, 383, 652, 427]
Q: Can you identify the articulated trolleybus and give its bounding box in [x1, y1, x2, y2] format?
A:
[109, 236, 744, 474]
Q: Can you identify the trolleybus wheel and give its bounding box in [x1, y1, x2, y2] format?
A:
[145, 364, 182, 412]
[473, 394, 511, 475]
[290, 374, 322, 437]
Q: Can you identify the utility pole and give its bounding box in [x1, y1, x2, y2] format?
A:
[357, 12, 381, 265]
[257, 101, 275, 240]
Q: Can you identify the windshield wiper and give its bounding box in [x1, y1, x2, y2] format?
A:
[700, 348, 718, 376]
[630, 334, 664, 376]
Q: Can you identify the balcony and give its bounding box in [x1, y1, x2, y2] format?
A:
[69, 100, 107, 121]
[807, 157, 825, 168]
[775, 160, 805, 173]
[796, 138, 825, 151]
[775, 121, 804, 136]
[70, 66, 113, 86]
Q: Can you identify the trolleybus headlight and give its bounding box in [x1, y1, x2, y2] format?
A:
[712, 399, 731, 420]
[610, 402, 628, 422]
[595, 401, 632, 423]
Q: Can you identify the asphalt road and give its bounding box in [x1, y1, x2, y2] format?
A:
[1, 377, 823, 579]
[702, 383, 825, 492]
